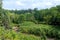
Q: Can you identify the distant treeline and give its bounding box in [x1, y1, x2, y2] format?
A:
[0, 5, 60, 28]
[5, 5, 60, 26]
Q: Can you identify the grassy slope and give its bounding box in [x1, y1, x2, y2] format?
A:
[0, 21, 60, 40]
[19, 22, 60, 39]
[0, 27, 41, 40]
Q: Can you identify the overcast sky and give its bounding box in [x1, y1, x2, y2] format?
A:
[3, 0, 60, 10]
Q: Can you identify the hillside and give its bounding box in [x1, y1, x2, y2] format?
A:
[0, 0, 60, 40]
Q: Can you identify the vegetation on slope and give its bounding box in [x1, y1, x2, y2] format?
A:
[0, 0, 60, 40]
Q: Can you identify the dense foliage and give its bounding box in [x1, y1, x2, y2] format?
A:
[0, 0, 60, 40]
[0, 22, 60, 40]
[6, 5, 60, 26]
[0, 0, 10, 29]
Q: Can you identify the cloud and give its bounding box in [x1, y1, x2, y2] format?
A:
[16, 1, 25, 6]
[3, 0, 60, 10]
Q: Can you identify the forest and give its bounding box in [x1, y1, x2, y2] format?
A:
[0, 0, 60, 40]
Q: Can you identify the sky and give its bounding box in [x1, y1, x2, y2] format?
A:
[3, 0, 60, 10]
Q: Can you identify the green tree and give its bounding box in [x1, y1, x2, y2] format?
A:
[0, 0, 3, 26]
[17, 14, 25, 24]
[0, 0, 10, 29]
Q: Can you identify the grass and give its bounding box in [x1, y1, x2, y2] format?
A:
[19, 22, 60, 39]
[0, 21, 60, 40]
[0, 27, 41, 40]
